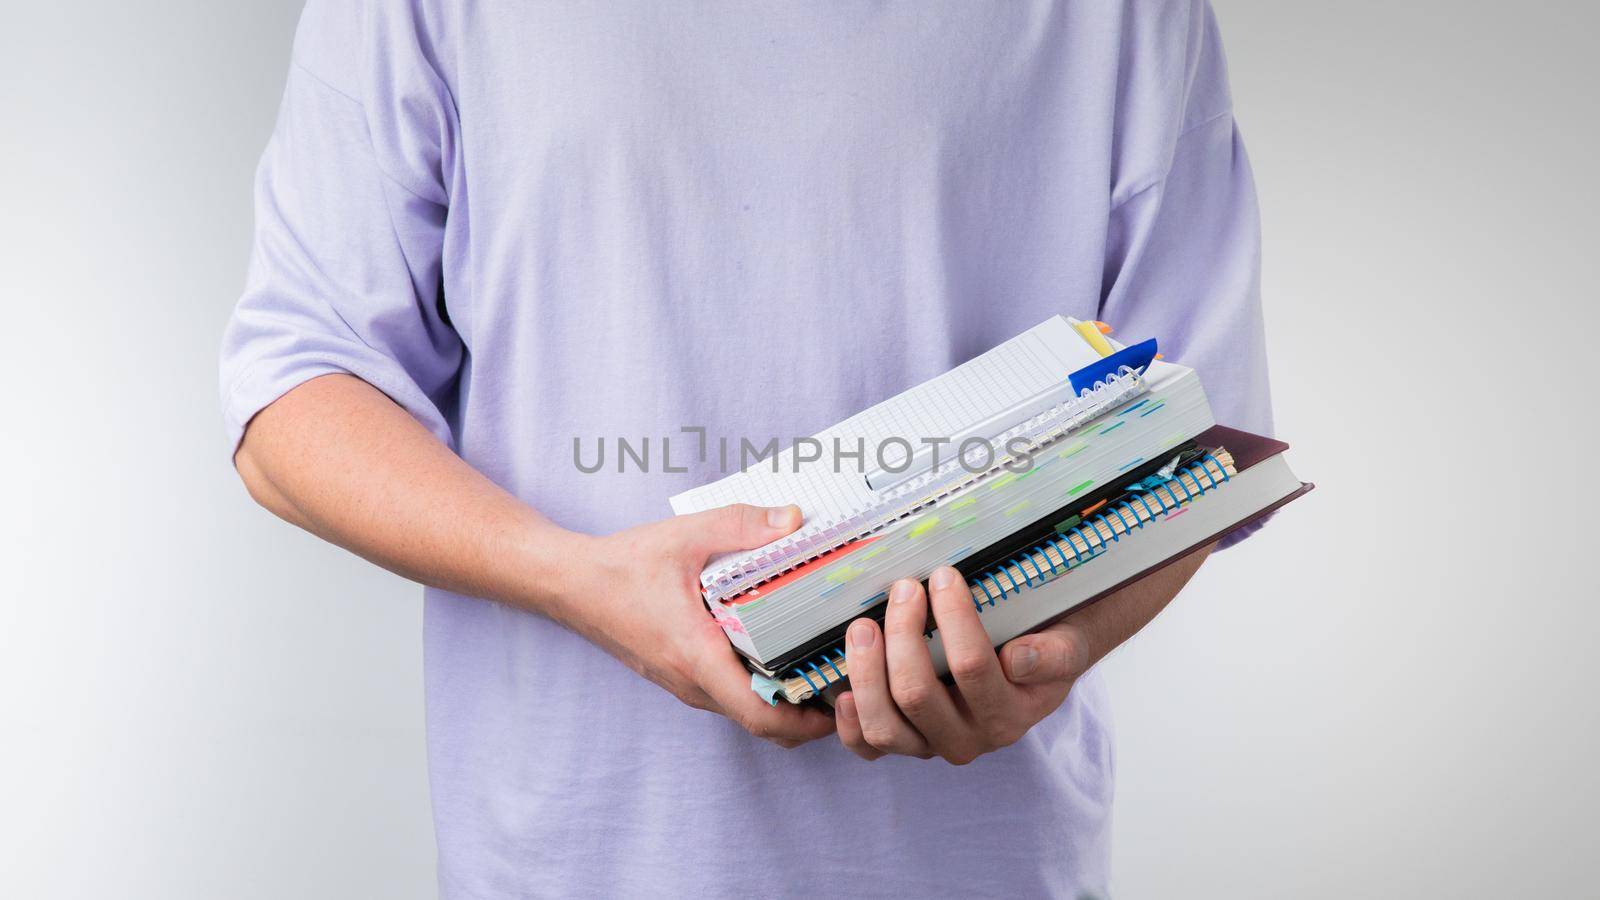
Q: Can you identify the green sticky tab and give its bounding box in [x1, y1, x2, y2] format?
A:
[1058, 441, 1089, 459]
[988, 473, 1018, 491]
[908, 515, 941, 538]
[1054, 515, 1083, 533]
[1066, 479, 1094, 496]
[750, 672, 785, 706]
[825, 565, 864, 584]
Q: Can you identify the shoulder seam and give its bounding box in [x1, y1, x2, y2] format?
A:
[1178, 106, 1234, 142]
[289, 59, 444, 207]
[1112, 107, 1234, 210]
[292, 59, 362, 108]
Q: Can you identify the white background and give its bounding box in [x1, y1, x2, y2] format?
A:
[4, 1, 1596, 896]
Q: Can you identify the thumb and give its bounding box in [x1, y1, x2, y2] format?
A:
[680, 503, 803, 558]
[1001, 624, 1091, 686]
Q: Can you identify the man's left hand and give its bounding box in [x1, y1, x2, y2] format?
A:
[836, 549, 1210, 764]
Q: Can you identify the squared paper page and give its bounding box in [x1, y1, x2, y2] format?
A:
[670, 316, 1101, 527]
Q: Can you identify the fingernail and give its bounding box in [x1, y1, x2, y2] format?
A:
[930, 566, 959, 590]
[1011, 645, 1039, 678]
[850, 618, 876, 649]
[890, 579, 916, 604]
[837, 694, 856, 719]
[767, 506, 797, 529]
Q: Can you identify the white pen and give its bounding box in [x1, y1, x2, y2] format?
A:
[864, 376, 1090, 492]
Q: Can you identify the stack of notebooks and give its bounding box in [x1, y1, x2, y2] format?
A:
[671, 316, 1311, 704]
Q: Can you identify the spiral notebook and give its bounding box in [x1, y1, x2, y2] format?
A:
[670, 316, 1152, 602]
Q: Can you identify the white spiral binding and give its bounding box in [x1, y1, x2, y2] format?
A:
[700, 366, 1150, 602]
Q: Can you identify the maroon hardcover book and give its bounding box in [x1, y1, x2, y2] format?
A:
[1029, 424, 1313, 630]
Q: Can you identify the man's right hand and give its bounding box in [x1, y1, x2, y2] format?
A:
[554, 503, 837, 748]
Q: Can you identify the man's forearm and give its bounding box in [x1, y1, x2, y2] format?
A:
[1065, 542, 1212, 670]
[234, 373, 588, 613]
[234, 373, 837, 744]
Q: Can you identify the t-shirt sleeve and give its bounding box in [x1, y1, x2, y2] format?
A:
[219, 5, 462, 455]
[1100, 2, 1274, 546]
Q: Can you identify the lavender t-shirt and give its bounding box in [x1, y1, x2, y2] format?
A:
[221, 2, 1272, 895]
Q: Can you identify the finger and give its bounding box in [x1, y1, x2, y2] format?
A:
[697, 643, 836, 744]
[680, 503, 803, 558]
[926, 567, 1011, 706]
[881, 578, 970, 756]
[843, 617, 931, 757]
[926, 566, 1025, 746]
[834, 691, 885, 761]
[1001, 620, 1091, 686]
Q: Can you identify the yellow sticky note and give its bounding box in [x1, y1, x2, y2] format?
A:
[1073, 320, 1115, 357]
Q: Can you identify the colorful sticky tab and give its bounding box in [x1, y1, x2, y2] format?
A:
[1054, 514, 1083, 533]
[751, 672, 785, 706]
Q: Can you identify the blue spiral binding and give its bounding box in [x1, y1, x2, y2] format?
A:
[1067, 534, 1085, 565]
[789, 647, 849, 696]
[964, 454, 1230, 612]
[977, 577, 1001, 607]
[1094, 513, 1116, 544]
[1170, 473, 1191, 503]
[997, 566, 1020, 595]
[1012, 555, 1037, 587]
[1041, 544, 1063, 577]
[1149, 488, 1169, 515]
[1132, 492, 1155, 520]
[1114, 504, 1138, 532]
[822, 650, 845, 680]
